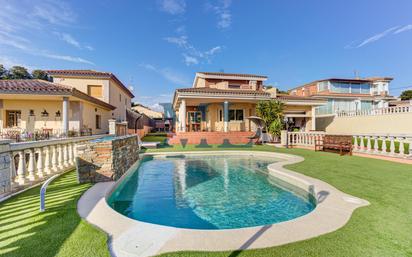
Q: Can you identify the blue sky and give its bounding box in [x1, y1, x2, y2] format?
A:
[1, 0, 412, 110]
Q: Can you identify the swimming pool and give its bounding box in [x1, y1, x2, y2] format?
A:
[107, 154, 316, 230]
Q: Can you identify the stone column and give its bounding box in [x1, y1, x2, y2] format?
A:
[63, 144, 69, 167]
[223, 101, 229, 132]
[108, 119, 116, 135]
[51, 145, 58, 172]
[180, 99, 186, 132]
[62, 97, 70, 137]
[311, 106, 316, 131]
[280, 130, 288, 147]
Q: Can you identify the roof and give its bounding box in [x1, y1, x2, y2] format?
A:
[197, 72, 268, 79]
[0, 79, 116, 110]
[176, 87, 270, 96]
[46, 69, 134, 98]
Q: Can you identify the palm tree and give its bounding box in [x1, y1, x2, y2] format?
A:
[256, 100, 284, 139]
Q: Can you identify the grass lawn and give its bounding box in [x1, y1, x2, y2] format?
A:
[0, 171, 109, 257]
[1, 145, 411, 257]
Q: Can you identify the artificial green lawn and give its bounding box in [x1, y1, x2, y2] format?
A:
[0, 171, 109, 257]
[1, 144, 411, 257]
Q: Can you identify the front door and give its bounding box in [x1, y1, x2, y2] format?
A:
[187, 111, 202, 132]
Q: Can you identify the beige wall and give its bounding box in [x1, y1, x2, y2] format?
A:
[322, 113, 412, 134]
[0, 99, 110, 134]
[53, 77, 132, 122]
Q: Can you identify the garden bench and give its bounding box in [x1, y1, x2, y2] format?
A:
[315, 135, 353, 156]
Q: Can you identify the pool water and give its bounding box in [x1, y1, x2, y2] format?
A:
[91, 135, 115, 143]
[107, 155, 316, 230]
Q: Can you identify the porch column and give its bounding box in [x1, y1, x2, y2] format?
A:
[180, 99, 186, 132]
[62, 97, 69, 136]
[223, 101, 229, 132]
[311, 106, 316, 131]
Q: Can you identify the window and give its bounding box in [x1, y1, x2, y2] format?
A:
[6, 110, 21, 127]
[119, 94, 122, 102]
[218, 109, 223, 121]
[317, 81, 329, 91]
[228, 84, 241, 89]
[87, 85, 103, 98]
[95, 115, 101, 129]
[229, 109, 244, 121]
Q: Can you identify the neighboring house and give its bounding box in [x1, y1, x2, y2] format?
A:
[0, 69, 134, 138]
[0, 79, 115, 136]
[172, 72, 325, 134]
[131, 104, 163, 119]
[47, 70, 134, 122]
[289, 77, 395, 116]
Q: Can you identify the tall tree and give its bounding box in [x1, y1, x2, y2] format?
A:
[31, 69, 49, 80]
[256, 100, 284, 137]
[0, 64, 8, 79]
[400, 90, 412, 100]
[9, 66, 31, 79]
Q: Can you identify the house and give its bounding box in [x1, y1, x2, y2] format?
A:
[47, 70, 134, 122]
[289, 77, 395, 116]
[131, 103, 163, 119]
[170, 72, 325, 144]
[0, 70, 134, 139]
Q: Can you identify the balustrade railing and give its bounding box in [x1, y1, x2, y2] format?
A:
[337, 105, 412, 117]
[283, 131, 412, 159]
[0, 134, 106, 196]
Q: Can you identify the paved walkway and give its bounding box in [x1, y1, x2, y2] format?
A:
[78, 151, 369, 257]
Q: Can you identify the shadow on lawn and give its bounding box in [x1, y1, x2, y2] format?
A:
[227, 225, 273, 257]
[0, 171, 91, 257]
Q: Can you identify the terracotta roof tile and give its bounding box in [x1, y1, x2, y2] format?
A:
[46, 69, 134, 98]
[0, 79, 115, 110]
[198, 72, 267, 79]
[176, 87, 270, 96]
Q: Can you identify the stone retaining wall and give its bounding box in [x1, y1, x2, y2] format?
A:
[0, 140, 11, 197]
[76, 135, 139, 183]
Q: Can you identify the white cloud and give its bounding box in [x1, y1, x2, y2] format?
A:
[140, 63, 190, 85]
[54, 32, 94, 50]
[207, 0, 233, 29]
[40, 53, 94, 65]
[159, 0, 186, 15]
[347, 24, 412, 49]
[183, 54, 199, 65]
[134, 94, 174, 112]
[0, 0, 94, 65]
[164, 35, 223, 65]
[394, 24, 412, 34]
[0, 55, 36, 70]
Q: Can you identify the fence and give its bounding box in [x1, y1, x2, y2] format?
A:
[0, 134, 106, 198]
[282, 131, 412, 158]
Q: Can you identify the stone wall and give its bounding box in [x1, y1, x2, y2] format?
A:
[76, 135, 139, 183]
[0, 140, 11, 197]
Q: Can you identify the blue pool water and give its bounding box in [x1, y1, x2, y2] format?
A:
[91, 135, 115, 143]
[107, 155, 316, 229]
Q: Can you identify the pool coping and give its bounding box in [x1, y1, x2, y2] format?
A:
[77, 150, 369, 257]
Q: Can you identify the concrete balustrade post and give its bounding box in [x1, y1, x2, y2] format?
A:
[15, 151, 27, 185]
[366, 136, 372, 153]
[381, 136, 388, 154]
[57, 144, 64, 170]
[27, 148, 37, 181]
[36, 148, 44, 178]
[390, 137, 396, 156]
[9, 152, 16, 183]
[63, 143, 69, 167]
[51, 145, 58, 172]
[68, 143, 74, 165]
[398, 137, 405, 157]
[43, 146, 52, 174]
[372, 136, 378, 153]
[359, 136, 365, 152]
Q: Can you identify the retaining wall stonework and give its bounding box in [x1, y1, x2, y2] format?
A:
[0, 140, 11, 196]
[76, 135, 139, 183]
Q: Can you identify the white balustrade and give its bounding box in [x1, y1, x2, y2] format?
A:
[284, 131, 412, 159]
[3, 134, 107, 189]
[338, 105, 412, 117]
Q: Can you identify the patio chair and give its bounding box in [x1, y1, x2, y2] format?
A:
[248, 127, 262, 144]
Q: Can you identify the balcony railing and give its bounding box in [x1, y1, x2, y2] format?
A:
[0, 128, 93, 142]
[337, 106, 412, 117]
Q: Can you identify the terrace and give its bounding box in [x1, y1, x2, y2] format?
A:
[1, 141, 411, 257]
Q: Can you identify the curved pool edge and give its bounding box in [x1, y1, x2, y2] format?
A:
[77, 150, 370, 257]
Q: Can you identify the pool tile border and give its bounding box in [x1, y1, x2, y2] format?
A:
[77, 151, 369, 257]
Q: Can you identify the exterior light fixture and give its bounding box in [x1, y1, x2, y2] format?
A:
[55, 110, 61, 117]
[41, 109, 49, 117]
